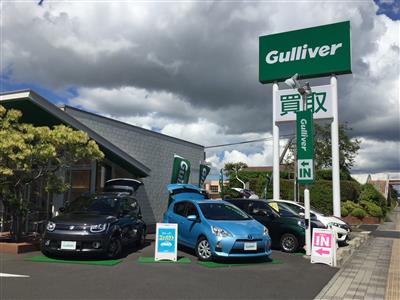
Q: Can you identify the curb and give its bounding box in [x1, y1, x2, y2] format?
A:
[335, 231, 369, 267]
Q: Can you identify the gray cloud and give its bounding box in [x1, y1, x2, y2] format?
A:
[1, 1, 399, 173]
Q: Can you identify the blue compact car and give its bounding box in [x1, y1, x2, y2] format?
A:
[163, 184, 272, 261]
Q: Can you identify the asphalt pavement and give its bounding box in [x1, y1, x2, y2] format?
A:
[0, 238, 338, 300]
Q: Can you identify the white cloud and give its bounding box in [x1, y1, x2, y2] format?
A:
[1, 1, 399, 174]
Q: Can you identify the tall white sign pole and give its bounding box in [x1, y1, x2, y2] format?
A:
[331, 76, 341, 217]
[272, 83, 280, 201]
[304, 188, 311, 255]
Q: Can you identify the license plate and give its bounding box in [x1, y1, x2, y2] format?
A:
[244, 242, 257, 251]
[61, 241, 76, 250]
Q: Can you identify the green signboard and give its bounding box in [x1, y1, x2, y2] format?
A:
[296, 110, 314, 185]
[171, 155, 191, 184]
[259, 21, 351, 84]
[198, 164, 211, 187]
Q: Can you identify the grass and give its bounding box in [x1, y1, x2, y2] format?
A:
[24, 255, 122, 266]
[137, 256, 191, 264]
[198, 258, 282, 268]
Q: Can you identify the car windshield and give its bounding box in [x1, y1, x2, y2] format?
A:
[199, 203, 251, 220]
[67, 195, 120, 215]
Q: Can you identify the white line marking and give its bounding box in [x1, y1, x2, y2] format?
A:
[0, 272, 30, 278]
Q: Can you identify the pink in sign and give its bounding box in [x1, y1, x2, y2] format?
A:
[313, 232, 332, 255]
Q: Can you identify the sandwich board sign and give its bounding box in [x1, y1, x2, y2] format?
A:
[311, 228, 337, 266]
[155, 223, 178, 261]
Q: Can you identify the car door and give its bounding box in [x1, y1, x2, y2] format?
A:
[118, 197, 134, 244]
[169, 201, 190, 246]
[248, 201, 280, 242]
[181, 201, 202, 248]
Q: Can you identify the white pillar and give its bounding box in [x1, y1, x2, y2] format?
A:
[272, 83, 280, 201]
[331, 76, 341, 217]
[304, 188, 311, 255]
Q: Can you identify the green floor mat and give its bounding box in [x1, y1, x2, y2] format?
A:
[138, 256, 191, 264]
[198, 258, 282, 268]
[292, 252, 306, 256]
[24, 255, 122, 266]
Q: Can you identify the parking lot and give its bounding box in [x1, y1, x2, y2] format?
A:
[1, 236, 338, 300]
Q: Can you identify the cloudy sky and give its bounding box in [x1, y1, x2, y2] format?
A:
[1, 0, 399, 175]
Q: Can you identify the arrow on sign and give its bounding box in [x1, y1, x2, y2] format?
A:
[301, 161, 309, 167]
[316, 248, 330, 255]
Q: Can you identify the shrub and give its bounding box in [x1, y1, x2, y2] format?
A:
[341, 207, 349, 217]
[359, 184, 387, 216]
[360, 200, 383, 218]
[351, 208, 367, 218]
[342, 200, 361, 214]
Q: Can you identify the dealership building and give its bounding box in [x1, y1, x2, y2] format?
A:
[0, 90, 205, 230]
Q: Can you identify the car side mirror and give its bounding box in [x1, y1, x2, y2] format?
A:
[187, 215, 198, 222]
[299, 212, 305, 217]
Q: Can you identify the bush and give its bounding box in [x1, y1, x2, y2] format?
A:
[341, 207, 349, 217]
[359, 184, 387, 216]
[351, 208, 367, 218]
[342, 200, 358, 213]
[360, 200, 383, 218]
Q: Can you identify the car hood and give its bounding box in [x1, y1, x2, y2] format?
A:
[207, 219, 265, 237]
[51, 213, 116, 225]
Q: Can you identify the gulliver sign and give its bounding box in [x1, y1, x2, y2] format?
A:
[296, 110, 314, 185]
[259, 21, 351, 83]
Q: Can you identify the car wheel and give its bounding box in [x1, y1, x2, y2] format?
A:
[280, 233, 299, 253]
[136, 228, 146, 247]
[195, 237, 212, 261]
[107, 236, 122, 259]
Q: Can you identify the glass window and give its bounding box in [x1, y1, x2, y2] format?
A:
[186, 202, 199, 217]
[210, 185, 219, 193]
[173, 202, 186, 216]
[199, 203, 251, 221]
[249, 201, 277, 217]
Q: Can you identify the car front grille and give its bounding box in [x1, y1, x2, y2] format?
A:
[55, 224, 88, 231]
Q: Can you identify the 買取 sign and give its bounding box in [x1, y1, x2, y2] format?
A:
[311, 228, 337, 266]
[275, 84, 333, 123]
[155, 223, 178, 261]
[259, 21, 351, 83]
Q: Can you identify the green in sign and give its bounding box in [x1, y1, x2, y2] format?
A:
[259, 21, 351, 84]
[296, 110, 314, 185]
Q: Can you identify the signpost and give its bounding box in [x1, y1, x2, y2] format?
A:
[260, 21, 351, 220]
[296, 110, 314, 185]
[154, 223, 178, 262]
[311, 228, 337, 266]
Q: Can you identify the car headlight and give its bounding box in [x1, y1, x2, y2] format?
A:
[297, 220, 306, 229]
[46, 221, 56, 232]
[211, 226, 232, 237]
[263, 226, 269, 236]
[90, 223, 108, 233]
[328, 222, 340, 228]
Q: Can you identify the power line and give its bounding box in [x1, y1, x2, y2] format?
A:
[205, 133, 294, 149]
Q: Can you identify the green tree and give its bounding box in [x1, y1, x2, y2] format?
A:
[285, 123, 361, 173]
[0, 105, 104, 241]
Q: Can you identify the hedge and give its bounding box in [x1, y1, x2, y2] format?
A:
[358, 184, 387, 216]
[351, 207, 367, 218]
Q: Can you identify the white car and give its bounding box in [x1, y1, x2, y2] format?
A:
[266, 199, 350, 245]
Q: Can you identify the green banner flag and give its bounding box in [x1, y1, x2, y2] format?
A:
[198, 164, 211, 187]
[171, 155, 191, 184]
[219, 168, 224, 198]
